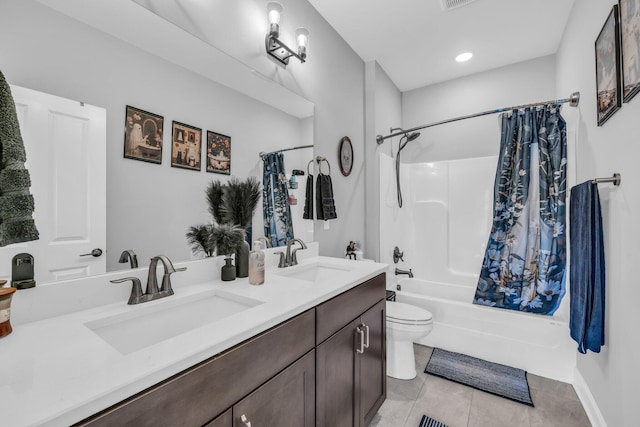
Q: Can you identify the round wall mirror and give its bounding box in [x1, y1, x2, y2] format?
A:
[338, 136, 353, 176]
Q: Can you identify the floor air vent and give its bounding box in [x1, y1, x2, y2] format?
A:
[439, 0, 479, 11]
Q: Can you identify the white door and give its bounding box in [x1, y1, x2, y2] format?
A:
[0, 85, 106, 284]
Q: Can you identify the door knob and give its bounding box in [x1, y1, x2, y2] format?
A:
[80, 248, 103, 257]
[240, 414, 252, 427]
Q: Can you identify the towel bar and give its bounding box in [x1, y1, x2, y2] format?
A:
[592, 173, 621, 186]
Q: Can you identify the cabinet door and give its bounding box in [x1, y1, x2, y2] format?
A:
[233, 350, 315, 427]
[205, 409, 232, 427]
[316, 317, 362, 427]
[359, 300, 387, 426]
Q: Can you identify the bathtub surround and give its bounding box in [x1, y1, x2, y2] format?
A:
[0, 70, 39, 247]
[380, 153, 576, 382]
[474, 105, 568, 315]
[569, 182, 606, 354]
[425, 348, 533, 407]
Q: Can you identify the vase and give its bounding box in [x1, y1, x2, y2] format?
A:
[221, 256, 236, 281]
[236, 240, 250, 278]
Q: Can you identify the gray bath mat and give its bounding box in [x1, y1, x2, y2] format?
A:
[418, 414, 448, 427]
[425, 348, 533, 406]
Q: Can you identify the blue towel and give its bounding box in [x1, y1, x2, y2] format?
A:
[569, 181, 605, 354]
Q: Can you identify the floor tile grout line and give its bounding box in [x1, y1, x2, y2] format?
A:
[465, 389, 476, 427]
[402, 377, 427, 427]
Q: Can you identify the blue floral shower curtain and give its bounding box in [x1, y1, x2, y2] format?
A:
[473, 106, 567, 315]
[262, 152, 294, 247]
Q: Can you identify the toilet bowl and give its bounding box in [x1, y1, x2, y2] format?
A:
[386, 301, 433, 380]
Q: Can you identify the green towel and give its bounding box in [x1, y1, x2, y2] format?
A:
[0, 69, 39, 246]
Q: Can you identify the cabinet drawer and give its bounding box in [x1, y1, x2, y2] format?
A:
[76, 309, 315, 427]
[315, 273, 385, 345]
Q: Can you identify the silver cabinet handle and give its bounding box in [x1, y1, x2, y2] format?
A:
[80, 248, 103, 257]
[356, 326, 365, 354]
[241, 414, 252, 427]
[362, 323, 370, 349]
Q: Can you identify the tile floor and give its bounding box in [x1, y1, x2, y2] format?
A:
[370, 344, 591, 427]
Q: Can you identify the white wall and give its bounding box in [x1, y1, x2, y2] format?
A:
[557, 1, 640, 426]
[401, 55, 557, 163]
[365, 62, 402, 261]
[0, 0, 366, 271]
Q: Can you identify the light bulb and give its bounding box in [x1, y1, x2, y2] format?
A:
[267, 2, 282, 37]
[295, 27, 309, 59]
[455, 52, 473, 62]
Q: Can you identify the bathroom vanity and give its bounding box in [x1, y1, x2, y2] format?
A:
[76, 273, 385, 427]
[0, 252, 387, 427]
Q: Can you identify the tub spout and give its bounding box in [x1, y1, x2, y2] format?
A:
[395, 268, 413, 278]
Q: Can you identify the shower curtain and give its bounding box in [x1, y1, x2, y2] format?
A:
[262, 152, 294, 247]
[473, 105, 567, 315]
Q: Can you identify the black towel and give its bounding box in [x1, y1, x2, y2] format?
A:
[316, 173, 337, 220]
[303, 174, 313, 219]
[0, 69, 39, 246]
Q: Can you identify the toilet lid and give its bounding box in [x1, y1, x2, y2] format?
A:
[386, 301, 433, 325]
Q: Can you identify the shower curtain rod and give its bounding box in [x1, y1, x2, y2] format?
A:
[259, 144, 313, 158]
[375, 91, 581, 145]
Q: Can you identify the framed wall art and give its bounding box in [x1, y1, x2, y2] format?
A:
[171, 121, 202, 171]
[595, 5, 622, 126]
[123, 105, 164, 163]
[619, 0, 640, 102]
[206, 131, 231, 175]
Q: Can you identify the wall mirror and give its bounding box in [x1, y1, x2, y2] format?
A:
[0, 0, 315, 284]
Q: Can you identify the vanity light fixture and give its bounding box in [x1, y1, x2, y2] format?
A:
[265, 1, 309, 67]
[455, 52, 473, 62]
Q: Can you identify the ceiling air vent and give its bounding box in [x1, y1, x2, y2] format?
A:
[439, 0, 479, 11]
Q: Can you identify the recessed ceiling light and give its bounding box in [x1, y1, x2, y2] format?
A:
[455, 52, 473, 63]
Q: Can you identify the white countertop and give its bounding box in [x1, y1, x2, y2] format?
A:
[0, 254, 387, 426]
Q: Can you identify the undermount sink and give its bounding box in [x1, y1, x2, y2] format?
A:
[85, 290, 263, 355]
[273, 260, 356, 283]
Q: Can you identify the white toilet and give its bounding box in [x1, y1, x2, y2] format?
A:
[386, 301, 434, 380]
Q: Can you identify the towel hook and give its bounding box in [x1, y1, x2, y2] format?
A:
[307, 159, 314, 175]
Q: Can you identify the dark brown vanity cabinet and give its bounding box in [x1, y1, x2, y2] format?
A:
[76, 310, 316, 427]
[231, 350, 316, 427]
[316, 274, 386, 427]
[76, 273, 386, 427]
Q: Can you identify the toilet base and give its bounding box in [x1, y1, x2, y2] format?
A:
[386, 339, 417, 380]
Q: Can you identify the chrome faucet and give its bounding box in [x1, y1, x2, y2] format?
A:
[118, 249, 138, 269]
[110, 255, 186, 305]
[395, 267, 413, 278]
[276, 238, 307, 268]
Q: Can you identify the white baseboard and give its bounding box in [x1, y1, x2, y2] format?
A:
[573, 367, 608, 427]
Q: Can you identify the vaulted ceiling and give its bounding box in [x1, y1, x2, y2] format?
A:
[308, 0, 576, 91]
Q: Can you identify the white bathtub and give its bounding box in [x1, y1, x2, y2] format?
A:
[394, 277, 576, 383]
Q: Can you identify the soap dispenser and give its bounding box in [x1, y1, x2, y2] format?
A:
[0, 282, 17, 338]
[248, 240, 265, 285]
